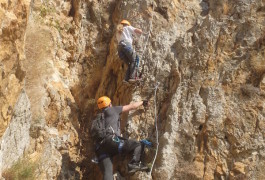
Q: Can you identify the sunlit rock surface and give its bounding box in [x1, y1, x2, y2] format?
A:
[0, 0, 264, 179]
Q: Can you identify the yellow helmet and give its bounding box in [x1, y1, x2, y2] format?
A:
[97, 96, 111, 109]
[120, 20, 131, 26]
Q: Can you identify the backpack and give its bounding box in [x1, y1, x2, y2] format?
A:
[90, 112, 112, 143]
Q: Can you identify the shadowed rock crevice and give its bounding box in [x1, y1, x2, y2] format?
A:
[68, 0, 80, 23]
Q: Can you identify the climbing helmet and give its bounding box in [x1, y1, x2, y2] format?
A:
[120, 20, 131, 26]
[97, 96, 111, 109]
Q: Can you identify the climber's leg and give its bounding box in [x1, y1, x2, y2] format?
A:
[98, 156, 113, 180]
[118, 41, 135, 64]
[118, 41, 140, 81]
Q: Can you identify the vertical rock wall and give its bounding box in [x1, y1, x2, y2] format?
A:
[92, 0, 265, 179]
[0, 0, 29, 136]
[0, 91, 31, 175]
[0, 0, 264, 179]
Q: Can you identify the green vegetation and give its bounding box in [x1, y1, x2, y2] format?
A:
[40, 5, 56, 18]
[40, 6, 48, 17]
[53, 20, 61, 32]
[2, 158, 37, 180]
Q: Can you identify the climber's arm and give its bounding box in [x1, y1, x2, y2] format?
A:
[122, 100, 148, 112]
[134, 28, 142, 35]
[122, 101, 143, 112]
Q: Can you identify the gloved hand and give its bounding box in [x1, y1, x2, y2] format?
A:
[140, 139, 152, 147]
[142, 100, 148, 107]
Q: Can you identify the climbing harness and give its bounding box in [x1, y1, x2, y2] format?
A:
[118, 140, 125, 153]
[112, 135, 125, 154]
[149, 82, 159, 175]
[91, 140, 109, 164]
[112, 135, 120, 143]
[91, 136, 125, 164]
[91, 154, 109, 164]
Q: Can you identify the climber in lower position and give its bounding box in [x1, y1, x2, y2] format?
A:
[94, 96, 148, 180]
[116, 20, 143, 83]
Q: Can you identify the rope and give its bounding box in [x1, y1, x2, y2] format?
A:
[136, 2, 155, 78]
[149, 82, 159, 176]
[118, 3, 160, 175]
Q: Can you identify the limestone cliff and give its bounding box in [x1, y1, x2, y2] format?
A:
[0, 0, 264, 179]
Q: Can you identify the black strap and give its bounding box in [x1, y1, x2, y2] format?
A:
[101, 111, 106, 130]
[98, 154, 109, 161]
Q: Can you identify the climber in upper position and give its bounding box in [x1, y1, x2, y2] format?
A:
[116, 20, 142, 83]
[94, 96, 148, 180]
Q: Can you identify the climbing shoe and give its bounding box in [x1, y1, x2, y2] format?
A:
[128, 162, 149, 173]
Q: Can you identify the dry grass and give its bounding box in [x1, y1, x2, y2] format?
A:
[2, 158, 37, 180]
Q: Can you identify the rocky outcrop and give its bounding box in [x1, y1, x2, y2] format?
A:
[91, 0, 265, 179]
[0, 0, 264, 179]
[0, 91, 31, 176]
[0, 0, 29, 137]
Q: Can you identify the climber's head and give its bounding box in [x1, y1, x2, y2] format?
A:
[120, 20, 131, 26]
[97, 96, 111, 109]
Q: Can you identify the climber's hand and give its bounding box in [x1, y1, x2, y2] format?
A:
[143, 100, 148, 107]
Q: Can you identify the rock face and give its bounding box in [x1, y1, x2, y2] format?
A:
[0, 91, 31, 175]
[0, 0, 28, 137]
[0, 0, 264, 179]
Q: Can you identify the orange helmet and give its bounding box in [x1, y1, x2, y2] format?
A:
[120, 20, 131, 26]
[97, 96, 111, 109]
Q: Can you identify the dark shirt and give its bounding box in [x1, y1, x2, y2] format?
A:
[103, 106, 123, 136]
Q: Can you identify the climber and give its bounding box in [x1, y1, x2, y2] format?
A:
[94, 96, 148, 180]
[116, 20, 143, 83]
